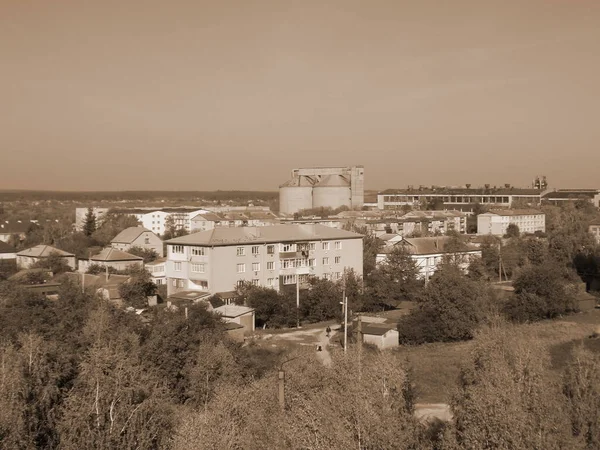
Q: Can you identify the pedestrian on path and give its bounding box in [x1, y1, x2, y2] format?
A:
[326, 326, 331, 337]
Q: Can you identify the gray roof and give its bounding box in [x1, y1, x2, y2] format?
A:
[91, 248, 143, 262]
[391, 237, 480, 255]
[214, 304, 254, 318]
[483, 209, 544, 217]
[379, 187, 543, 196]
[166, 224, 363, 246]
[111, 227, 156, 244]
[362, 323, 398, 336]
[0, 241, 17, 254]
[17, 245, 74, 258]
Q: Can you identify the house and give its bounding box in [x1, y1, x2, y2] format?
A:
[213, 304, 256, 333]
[164, 224, 364, 296]
[145, 257, 166, 285]
[376, 236, 482, 281]
[361, 323, 399, 349]
[111, 227, 164, 257]
[477, 209, 545, 236]
[81, 248, 144, 272]
[16, 245, 76, 270]
[0, 241, 17, 276]
[190, 212, 227, 232]
[0, 221, 31, 243]
[589, 220, 600, 244]
[379, 233, 404, 247]
[8, 268, 61, 297]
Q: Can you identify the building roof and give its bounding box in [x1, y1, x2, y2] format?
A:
[542, 190, 600, 200]
[483, 209, 544, 217]
[389, 237, 480, 255]
[90, 248, 144, 262]
[191, 212, 224, 222]
[17, 245, 74, 258]
[166, 224, 363, 246]
[379, 233, 402, 242]
[379, 187, 542, 196]
[0, 241, 17, 254]
[213, 304, 255, 318]
[111, 227, 156, 244]
[361, 323, 398, 336]
[145, 257, 167, 266]
[314, 174, 350, 187]
[168, 290, 213, 302]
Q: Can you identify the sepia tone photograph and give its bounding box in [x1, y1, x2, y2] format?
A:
[1, 1, 600, 448]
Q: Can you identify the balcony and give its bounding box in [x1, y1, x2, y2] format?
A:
[280, 250, 311, 259]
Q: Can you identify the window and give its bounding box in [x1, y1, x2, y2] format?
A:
[322, 242, 330, 250]
[252, 262, 260, 272]
[252, 279, 260, 286]
[171, 245, 184, 254]
[267, 278, 275, 287]
[174, 262, 182, 271]
[176, 279, 185, 288]
[237, 263, 246, 273]
[335, 256, 341, 264]
[322, 257, 329, 266]
[237, 280, 245, 288]
[145, 237, 150, 244]
[309, 243, 316, 251]
[252, 246, 260, 255]
[335, 241, 342, 250]
[281, 243, 296, 252]
[237, 247, 245, 256]
[191, 263, 205, 273]
[334, 272, 341, 280]
[267, 245, 275, 254]
[309, 258, 315, 267]
[267, 261, 274, 270]
[196, 280, 208, 290]
[324, 273, 332, 281]
[283, 274, 297, 285]
[191, 247, 205, 256]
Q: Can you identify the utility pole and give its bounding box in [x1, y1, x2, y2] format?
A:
[498, 243, 502, 282]
[357, 315, 362, 380]
[343, 294, 348, 354]
[296, 274, 300, 328]
[278, 370, 285, 411]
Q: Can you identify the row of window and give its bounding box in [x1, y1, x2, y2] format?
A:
[171, 241, 344, 256]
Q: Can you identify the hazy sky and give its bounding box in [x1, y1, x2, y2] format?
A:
[2, 0, 600, 191]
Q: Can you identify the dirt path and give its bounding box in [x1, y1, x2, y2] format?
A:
[316, 329, 336, 367]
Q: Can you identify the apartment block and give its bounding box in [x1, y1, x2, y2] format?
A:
[477, 209, 545, 236]
[165, 224, 363, 296]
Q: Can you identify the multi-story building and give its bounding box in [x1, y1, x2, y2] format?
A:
[190, 210, 279, 232]
[376, 237, 481, 281]
[377, 185, 543, 212]
[165, 224, 363, 296]
[542, 189, 600, 208]
[145, 257, 166, 285]
[366, 210, 467, 236]
[477, 209, 545, 236]
[279, 166, 365, 215]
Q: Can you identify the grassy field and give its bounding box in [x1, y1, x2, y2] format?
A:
[397, 309, 600, 403]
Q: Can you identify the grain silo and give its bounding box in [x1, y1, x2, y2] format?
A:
[278, 166, 364, 215]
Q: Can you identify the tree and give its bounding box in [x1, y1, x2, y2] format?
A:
[162, 215, 177, 240]
[503, 262, 580, 322]
[127, 246, 159, 263]
[83, 207, 97, 237]
[505, 223, 520, 238]
[118, 267, 157, 308]
[365, 244, 423, 309]
[397, 262, 493, 344]
[443, 324, 577, 449]
[236, 283, 296, 328]
[91, 213, 140, 247]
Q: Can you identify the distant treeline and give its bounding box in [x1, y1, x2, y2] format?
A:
[0, 190, 278, 202]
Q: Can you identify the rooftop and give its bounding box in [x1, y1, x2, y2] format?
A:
[213, 304, 255, 318]
[379, 187, 542, 196]
[111, 227, 157, 244]
[91, 248, 144, 262]
[17, 245, 74, 258]
[166, 224, 363, 246]
[361, 323, 398, 336]
[483, 209, 544, 216]
[383, 237, 480, 255]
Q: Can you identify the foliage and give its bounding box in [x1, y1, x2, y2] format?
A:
[236, 283, 296, 328]
[398, 263, 493, 344]
[364, 244, 423, 310]
[504, 223, 520, 238]
[31, 252, 72, 275]
[91, 212, 140, 247]
[82, 207, 97, 236]
[118, 267, 157, 308]
[442, 324, 578, 449]
[503, 262, 580, 322]
[127, 246, 159, 263]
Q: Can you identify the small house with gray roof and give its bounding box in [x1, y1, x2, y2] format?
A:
[16, 245, 76, 270]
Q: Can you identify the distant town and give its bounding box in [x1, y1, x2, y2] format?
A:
[2, 166, 600, 448]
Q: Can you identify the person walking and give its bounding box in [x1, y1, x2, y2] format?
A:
[326, 326, 331, 338]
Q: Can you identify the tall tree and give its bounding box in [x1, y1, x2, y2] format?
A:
[83, 208, 97, 237]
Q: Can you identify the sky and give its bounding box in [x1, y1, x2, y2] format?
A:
[1, 0, 600, 191]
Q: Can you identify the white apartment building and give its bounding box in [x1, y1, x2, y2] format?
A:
[376, 237, 481, 281]
[477, 209, 546, 236]
[146, 258, 166, 285]
[165, 224, 363, 296]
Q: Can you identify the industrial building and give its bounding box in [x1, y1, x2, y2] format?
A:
[279, 166, 365, 215]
